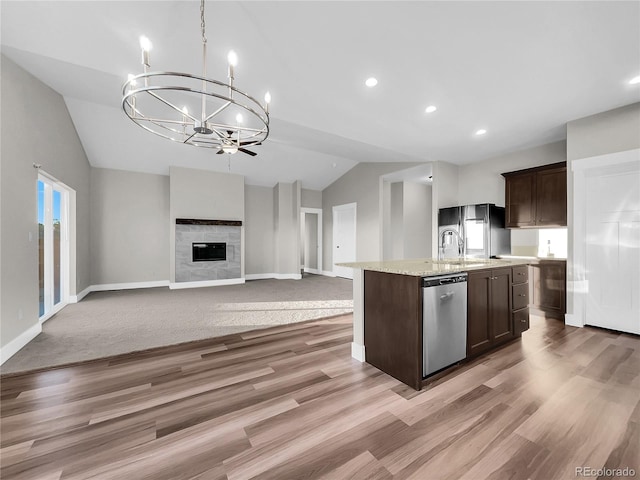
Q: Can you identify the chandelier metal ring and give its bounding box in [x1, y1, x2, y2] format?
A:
[122, 72, 269, 149]
[121, 0, 270, 156]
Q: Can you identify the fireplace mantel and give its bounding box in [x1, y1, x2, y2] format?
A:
[176, 218, 242, 227]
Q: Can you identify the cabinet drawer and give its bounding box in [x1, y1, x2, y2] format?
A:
[514, 308, 530, 335]
[512, 266, 528, 284]
[512, 283, 529, 310]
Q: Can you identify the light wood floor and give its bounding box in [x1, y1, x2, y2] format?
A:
[1, 314, 638, 480]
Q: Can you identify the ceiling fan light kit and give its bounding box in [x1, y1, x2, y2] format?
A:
[121, 0, 270, 156]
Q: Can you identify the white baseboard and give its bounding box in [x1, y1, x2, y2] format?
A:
[274, 273, 302, 280]
[245, 273, 302, 280]
[303, 268, 321, 275]
[322, 270, 337, 277]
[93, 280, 170, 292]
[169, 278, 245, 290]
[1, 322, 42, 365]
[70, 281, 170, 303]
[245, 273, 277, 280]
[565, 313, 583, 328]
[69, 286, 91, 303]
[351, 342, 366, 362]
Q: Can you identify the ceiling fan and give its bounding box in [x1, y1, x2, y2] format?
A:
[216, 130, 259, 157]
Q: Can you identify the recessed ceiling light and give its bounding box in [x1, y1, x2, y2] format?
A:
[475, 129, 487, 136]
[365, 77, 378, 87]
[425, 105, 437, 113]
[629, 75, 640, 85]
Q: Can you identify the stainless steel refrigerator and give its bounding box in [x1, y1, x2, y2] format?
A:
[438, 204, 511, 259]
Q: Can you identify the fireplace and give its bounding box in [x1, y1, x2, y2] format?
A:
[192, 242, 226, 262]
[175, 218, 241, 283]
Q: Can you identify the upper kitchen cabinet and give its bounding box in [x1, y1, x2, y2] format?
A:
[502, 162, 567, 228]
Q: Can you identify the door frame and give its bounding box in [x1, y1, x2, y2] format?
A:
[332, 202, 357, 279]
[300, 207, 323, 275]
[569, 148, 640, 329]
[38, 171, 72, 323]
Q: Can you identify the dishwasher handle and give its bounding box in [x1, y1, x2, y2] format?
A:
[440, 291, 455, 301]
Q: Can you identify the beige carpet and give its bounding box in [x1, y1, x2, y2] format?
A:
[1, 275, 353, 374]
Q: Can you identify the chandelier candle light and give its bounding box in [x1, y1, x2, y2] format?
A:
[122, 0, 270, 156]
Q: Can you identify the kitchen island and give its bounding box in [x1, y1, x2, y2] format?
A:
[340, 258, 531, 390]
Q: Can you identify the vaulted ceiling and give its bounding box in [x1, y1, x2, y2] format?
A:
[2, 1, 639, 189]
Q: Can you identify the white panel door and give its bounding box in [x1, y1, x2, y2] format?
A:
[333, 203, 356, 279]
[585, 162, 640, 334]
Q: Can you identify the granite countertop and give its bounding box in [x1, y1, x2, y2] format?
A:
[338, 258, 531, 277]
[497, 255, 567, 263]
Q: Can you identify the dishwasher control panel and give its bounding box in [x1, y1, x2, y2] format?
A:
[422, 273, 468, 288]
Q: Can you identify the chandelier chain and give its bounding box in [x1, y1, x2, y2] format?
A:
[200, 0, 207, 44]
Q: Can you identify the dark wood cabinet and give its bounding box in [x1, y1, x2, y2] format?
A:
[364, 270, 423, 390]
[511, 265, 530, 336]
[505, 172, 536, 227]
[364, 263, 531, 390]
[467, 267, 513, 357]
[502, 162, 567, 228]
[529, 260, 566, 319]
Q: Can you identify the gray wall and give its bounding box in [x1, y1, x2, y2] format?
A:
[431, 161, 460, 256]
[301, 188, 322, 208]
[403, 182, 432, 259]
[169, 167, 245, 282]
[322, 162, 420, 271]
[457, 140, 567, 207]
[273, 182, 301, 275]
[384, 181, 431, 260]
[90, 168, 169, 285]
[566, 103, 640, 161]
[1, 55, 91, 349]
[245, 185, 275, 275]
[390, 182, 404, 259]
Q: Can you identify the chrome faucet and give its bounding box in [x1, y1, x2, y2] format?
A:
[439, 228, 464, 259]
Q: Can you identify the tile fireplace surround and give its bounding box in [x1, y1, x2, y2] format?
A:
[175, 219, 241, 283]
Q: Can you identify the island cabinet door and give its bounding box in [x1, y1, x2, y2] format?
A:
[467, 270, 492, 357]
[491, 268, 513, 343]
[364, 270, 423, 390]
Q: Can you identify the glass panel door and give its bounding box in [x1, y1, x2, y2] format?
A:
[38, 180, 45, 316]
[38, 174, 68, 320]
[53, 189, 62, 306]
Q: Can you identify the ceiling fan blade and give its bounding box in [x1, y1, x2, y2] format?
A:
[216, 149, 225, 154]
[183, 131, 197, 144]
[239, 148, 257, 157]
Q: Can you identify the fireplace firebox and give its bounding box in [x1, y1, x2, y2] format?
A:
[192, 242, 226, 262]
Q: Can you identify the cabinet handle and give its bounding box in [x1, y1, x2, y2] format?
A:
[518, 294, 527, 297]
[521, 319, 527, 323]
[518, 272, 525, 276]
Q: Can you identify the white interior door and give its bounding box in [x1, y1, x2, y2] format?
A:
[333, 203, 356, 279]
[584, 161, 640, 334]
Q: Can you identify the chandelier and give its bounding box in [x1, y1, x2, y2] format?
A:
[122, 0, 270, 156]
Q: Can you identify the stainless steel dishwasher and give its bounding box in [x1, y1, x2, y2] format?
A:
[422, 273, 468, 377]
